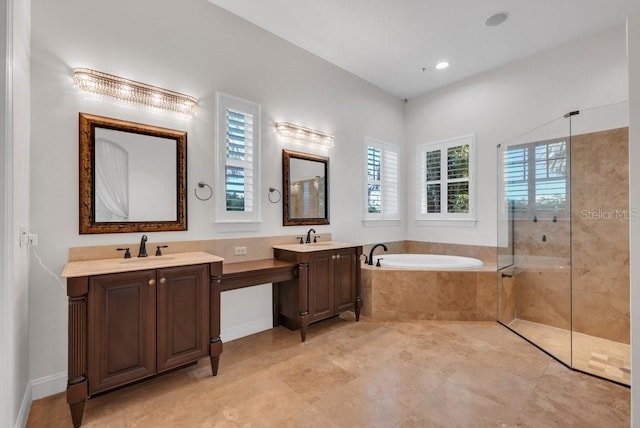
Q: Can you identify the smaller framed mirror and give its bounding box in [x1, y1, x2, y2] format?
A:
[79, 113, 187, 234]
[282, 149, 329, 226]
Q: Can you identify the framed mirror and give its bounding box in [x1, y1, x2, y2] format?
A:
[282, 149, 329, 226]
[79, 113, 187, 234]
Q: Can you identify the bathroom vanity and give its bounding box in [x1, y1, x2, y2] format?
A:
[61, 252, 223, 428]
[272, 242, 362, 341]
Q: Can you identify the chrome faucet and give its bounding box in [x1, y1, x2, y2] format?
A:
[305, 228, 316, 244]
[138, 235, 148, 257]
[368, 243, 388, 265]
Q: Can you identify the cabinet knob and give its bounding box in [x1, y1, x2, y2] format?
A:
[159, 277, 167, 285]
[336, 254, 341, 259]
[148, 278, 156, 286]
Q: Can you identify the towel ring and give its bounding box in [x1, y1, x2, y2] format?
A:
[195, 181, 213, 201]
[268, 187, 281, 203]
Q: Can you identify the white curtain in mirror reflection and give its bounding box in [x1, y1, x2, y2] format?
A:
[95, 138, 129, 221]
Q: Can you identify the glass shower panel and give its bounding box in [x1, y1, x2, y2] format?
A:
[570, 101, 630, 385]
[497, 116, 572, 366]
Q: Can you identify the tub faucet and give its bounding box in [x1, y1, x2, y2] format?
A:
[305, 228, 316, 244]
[138, 234, 148, 257]
[368, 243, 388, 265]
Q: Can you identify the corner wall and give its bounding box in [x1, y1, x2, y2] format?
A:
[2, 0, 31, 425]
[405, 25, 629, 247]
[626, 14, 640, 428]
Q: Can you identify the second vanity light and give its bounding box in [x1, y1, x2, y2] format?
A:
[275, 122, 335, 149]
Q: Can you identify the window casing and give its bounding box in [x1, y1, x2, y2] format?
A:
[216, 93, 261, 223]
[417, 134, 475, 222]
[363, 137, 399, 222]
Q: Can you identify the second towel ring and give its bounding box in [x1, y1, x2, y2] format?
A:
[268, 187, 281, 203]
[195, 181, 213, 201]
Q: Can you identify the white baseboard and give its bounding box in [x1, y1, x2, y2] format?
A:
[30, 371, 66, 400]
[221, 316, 272, 342]
[15, 382, 31, 428]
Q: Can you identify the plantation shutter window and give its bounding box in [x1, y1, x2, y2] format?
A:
[417, 134, 475, 222]
[364, 138, 400, 222]
[504, 138, 567, 218]
[216, 93, 261, 224]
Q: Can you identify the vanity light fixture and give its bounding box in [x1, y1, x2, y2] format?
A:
[275, 122, 335, 149]
[73, 68, 198, 116]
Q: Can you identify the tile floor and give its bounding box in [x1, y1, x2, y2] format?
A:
[509, 318, 631, 385]
[27, 314, 630, 427]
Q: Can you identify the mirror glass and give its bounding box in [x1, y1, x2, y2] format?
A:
[79, 113, 187, 234]
[282, 149, 329, 226]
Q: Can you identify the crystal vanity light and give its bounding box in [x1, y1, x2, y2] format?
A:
[73, 68, 198, 116]
[275, 122, 335, 149]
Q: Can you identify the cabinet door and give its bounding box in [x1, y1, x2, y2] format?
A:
[308, 251, 334, 323]
[88, 269, 157, 394]
[156, 264, 210, 372]
[334, 249, 356, 313]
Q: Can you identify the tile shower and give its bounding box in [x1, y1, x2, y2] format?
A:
[497, 102, 630, 385]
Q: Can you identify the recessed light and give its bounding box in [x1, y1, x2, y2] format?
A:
[435, 61, 449, 70]
[485, 11, 509, 27]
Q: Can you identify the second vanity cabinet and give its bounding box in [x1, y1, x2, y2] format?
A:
[308, 248, 358, 323]
[62, 252, 223, 428]
[88, 264, 209, 394]
[273, 243, 362, 341]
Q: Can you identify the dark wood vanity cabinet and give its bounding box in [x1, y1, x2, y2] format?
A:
[156, 265, 210, 372]
[308, 248, 358, 323]
[87, 269, 157, 394]
[87, 264, 210, 394]
[65, 257, 222, 427]
[274, 246, 362, 341]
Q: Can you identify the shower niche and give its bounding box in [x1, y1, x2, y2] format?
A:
[497, 102, 630, 385]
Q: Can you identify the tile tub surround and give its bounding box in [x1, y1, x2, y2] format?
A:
[361, 265, 497, 321]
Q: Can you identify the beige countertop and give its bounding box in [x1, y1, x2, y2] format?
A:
[272, 241, 361, 253]
[61, 251, 224, 278]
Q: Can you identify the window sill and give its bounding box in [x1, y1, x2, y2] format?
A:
[416, 219, 477, 227]
[362, 219, 401, 227]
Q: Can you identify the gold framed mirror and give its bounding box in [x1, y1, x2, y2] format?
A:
[282, 149, 329, 226]
[79, 113, 187, 234]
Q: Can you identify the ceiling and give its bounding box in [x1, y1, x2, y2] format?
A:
[207, 0, 640, 99]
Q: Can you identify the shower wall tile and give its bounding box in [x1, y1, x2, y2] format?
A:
[514, 268, 571, 330]
[513, 219, 570, 259]
[571, 127, 629, 344]
[510, 127, 630, 345]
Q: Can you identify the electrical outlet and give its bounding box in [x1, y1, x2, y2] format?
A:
[234, 246, 247, 256]
[19, 225, 29, 248]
